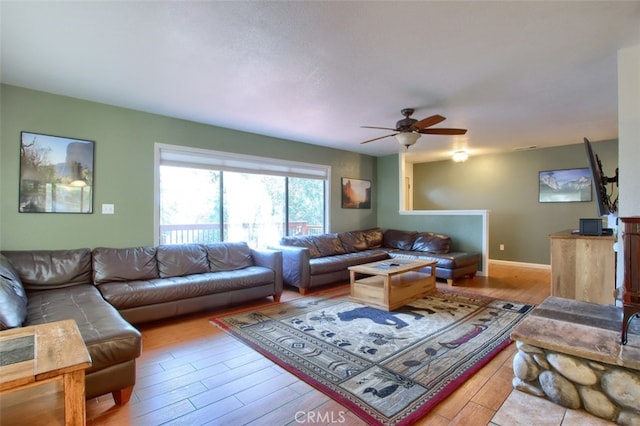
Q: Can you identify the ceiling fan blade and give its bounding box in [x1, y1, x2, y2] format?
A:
[419, 128, 467, 135]
[360, 133, 398, 144]
[361, 126, 398, 131]
[413, 114, 446, 130]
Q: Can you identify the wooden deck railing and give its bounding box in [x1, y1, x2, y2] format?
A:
[159, 222, 323, 245]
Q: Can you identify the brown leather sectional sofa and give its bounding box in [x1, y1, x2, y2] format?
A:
[0, 242, 282, 405]
[273, 228, 481, 294]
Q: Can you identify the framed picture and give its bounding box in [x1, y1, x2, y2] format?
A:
[19, 131, 95, 213]
[539, 168, 591, 203]
[341, 177, 371, 209]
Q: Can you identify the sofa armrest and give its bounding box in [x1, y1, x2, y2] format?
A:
[269, 245, 310, 290]
[251, 248, 283, 295]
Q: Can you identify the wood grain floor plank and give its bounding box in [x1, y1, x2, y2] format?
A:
[129, 382, 208, 419]
[449, 401, 496, 426]
[204, 387, 302, 426]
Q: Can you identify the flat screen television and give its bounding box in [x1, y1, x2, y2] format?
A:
[583, 137, 618, 217]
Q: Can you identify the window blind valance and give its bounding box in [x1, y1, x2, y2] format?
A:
[156, 143, 330, 180]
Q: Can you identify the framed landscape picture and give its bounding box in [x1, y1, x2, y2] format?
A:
[341, 177, 371, 209]
[539, 168, 591, 203]
[19, 131, 95, 213]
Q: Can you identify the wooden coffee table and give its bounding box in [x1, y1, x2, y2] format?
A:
[348, 259, 437, 311]
[0, 319, 92, 426]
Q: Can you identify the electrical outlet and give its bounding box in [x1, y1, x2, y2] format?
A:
[499, 244, 505, 251]
[102, 204, 115, 215]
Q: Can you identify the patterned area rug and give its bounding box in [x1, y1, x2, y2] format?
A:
[211, 289, 534, 425]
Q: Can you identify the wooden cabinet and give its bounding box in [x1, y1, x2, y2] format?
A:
[620, 217, 640, 344]
[549, 230, 615, 305]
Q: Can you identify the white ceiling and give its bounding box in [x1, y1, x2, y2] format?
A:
[2, 1, 639, 163]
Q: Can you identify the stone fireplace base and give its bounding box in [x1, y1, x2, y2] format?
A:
[510, 296, 640, 425]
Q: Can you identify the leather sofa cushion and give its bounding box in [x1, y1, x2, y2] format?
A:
[205, 242, 253, 271]
[25, 284, 141, 374]
[156, 244, 208, 278]
[0, 255, 28, 329]
[383, 229, 418, 250]
[2, 249, 92, 290]
[309, 250, 389, 275]
[412, 232, 451, 254]
[363, 228, 383, 248]
[98, 267, 274, 310]
[339, 231, 369, 252]
[390, 251, 480, 269]
[313, 234, 346, 256]
[93, 246, 158, 284]
[280, 236, 321, 258]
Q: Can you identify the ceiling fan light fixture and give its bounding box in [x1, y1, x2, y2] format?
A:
[395, 131, 421, 148]
[452, 150, 469, 162]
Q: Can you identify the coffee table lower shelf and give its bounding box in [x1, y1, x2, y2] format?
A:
[349, 260, 436, 311]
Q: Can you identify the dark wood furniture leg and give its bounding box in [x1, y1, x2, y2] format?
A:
[621, 304, 640, 345]
[112, 386, 134, 406]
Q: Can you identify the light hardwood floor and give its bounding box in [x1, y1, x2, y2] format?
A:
[85, 263, 556, 425]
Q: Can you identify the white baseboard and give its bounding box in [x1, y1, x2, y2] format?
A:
[489, 259, 550, 270]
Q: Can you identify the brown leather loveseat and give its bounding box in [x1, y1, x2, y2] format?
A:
[0, 242, 282, 405]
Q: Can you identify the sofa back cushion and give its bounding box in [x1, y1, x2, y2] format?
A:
[156, 244, 209, 278]
[280, 236, 322, 258]
[0, 254, 28, 330]
[1, 249, 93, 290]
[339, 231, 368, 252]
[313, 233, 346, 257]
[363, 228, 384, 249]
[412, 232, 452, 254]
[93, 246, 159, 284]
[383, 230, 418, 250]
[205, 242, 253, 271]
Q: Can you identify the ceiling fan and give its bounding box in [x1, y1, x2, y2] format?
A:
[361, 108, 467, 148]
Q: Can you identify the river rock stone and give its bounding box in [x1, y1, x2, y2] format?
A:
[617, 409, 640, 426]
[516, 341, 545, 354]
[539, 370, 581, 409]
[578, 386, 617, 421]
[601, 369, 640, 410]
[513, 377, 546, 397]
[533, 353, 550, 370]
[513, 350, 539, 381]
[546, 352, 598, 386]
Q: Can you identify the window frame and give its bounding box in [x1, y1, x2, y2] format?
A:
[154, 143, 331, 246]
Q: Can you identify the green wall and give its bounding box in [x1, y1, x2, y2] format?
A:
[0, 85, 377, 250]
[412, 140, 618, 265]
[3, 84, 613, 265]
[376, 155, 485, 261]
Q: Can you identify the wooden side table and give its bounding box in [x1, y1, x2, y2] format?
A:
[0, 319, 92, 426]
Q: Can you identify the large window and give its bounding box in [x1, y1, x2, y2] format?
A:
[155, 144, 329, 247]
